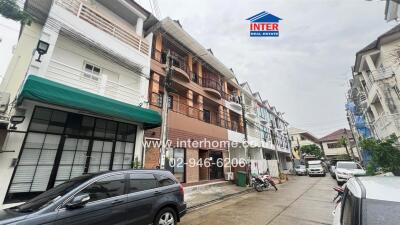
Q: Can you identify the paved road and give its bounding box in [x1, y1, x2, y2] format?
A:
[180, 175, 336, 225]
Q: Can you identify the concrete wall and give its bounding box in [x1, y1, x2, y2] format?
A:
[0, 22, 42, 102]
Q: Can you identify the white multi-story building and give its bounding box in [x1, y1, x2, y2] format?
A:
[0, 0, 161, 207]
[352, 23, 400, 140]
[288, 127, 319, 160]
[229, 82, 291, 176]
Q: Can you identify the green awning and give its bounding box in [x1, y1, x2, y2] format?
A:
[17, 75, 161, 129]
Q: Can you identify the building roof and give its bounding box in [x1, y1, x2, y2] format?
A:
[319, 128, 353, 142]
[288, 127, 319, 142]
[354, 23, 400, 71]
[156, 17, 235, 80]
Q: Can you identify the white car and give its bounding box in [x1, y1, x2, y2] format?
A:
[294, 165, 307, 175]
[333, 176, 400, 225]
[307, 160, 326, 177]
[335, 161, 365, 184]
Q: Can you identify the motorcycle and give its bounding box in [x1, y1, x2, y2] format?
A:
[252, 174, 278, 192]
[333, 186, 344, 205]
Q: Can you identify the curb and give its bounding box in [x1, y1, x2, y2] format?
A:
[187, 188, 254, 212]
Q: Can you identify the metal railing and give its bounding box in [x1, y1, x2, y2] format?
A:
[55, 0, 149, 55]
[202, 77, 222, 94]
[47, 59, 143, 106]
[151, 49, 190, 75]
[149, 92, 244, 133]
[372, 113, 400, 139]
[222, 91, 242, 104]
[371, 66, 396, 81]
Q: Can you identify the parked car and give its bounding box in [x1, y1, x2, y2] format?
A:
[0, 170, 186, 225]
[330, 165, 337, 178]
[333, 176, 400, 225]
[294, 165, 307, 175]
[307, 160, 326, 177]
[335, 161, 365, 185]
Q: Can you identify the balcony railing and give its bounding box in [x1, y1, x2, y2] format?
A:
[371, 66, 396, 81]
[55, 0, 149, 55]
[149, 92, 244, 133]
[372, 113, 400, 139]
[202, 77, 222, 94]
[47, 59, 143, 106]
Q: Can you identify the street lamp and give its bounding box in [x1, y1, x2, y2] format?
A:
[35, 40, 50, 62]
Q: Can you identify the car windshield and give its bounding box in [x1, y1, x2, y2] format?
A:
[13, 174, 96, 212]
[337, 162, 358, 170]
[309, 164, 321, 168]
[363, 199, 400, 225]
[296, 165, 305, 169]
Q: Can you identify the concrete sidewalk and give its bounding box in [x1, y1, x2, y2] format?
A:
[184, 181, 253, 209]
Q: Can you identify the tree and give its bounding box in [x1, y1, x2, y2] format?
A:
[338, 136, 353, 159]
[360, 135, 400, 175]
[0, 0, 32, 25]
[300, 144, 323, 159]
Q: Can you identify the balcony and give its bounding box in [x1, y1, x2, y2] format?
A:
[170, 51, 190, 82]
[46, 59, 143, 106]
[55, 0, 149, 55]
[373, 113, 400, 139]
[371, 66, 396, 81]
[149, 92, 244, 134]
[151, 49, 190, 82]
[222, 92, 242, 111]
[202, 77, 222, 99]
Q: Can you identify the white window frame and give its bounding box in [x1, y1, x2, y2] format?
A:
[83, 62, 102, 82]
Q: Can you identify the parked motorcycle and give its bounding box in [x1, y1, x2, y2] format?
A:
[252, 174, 278, 192]
[333, 186, 344, 205]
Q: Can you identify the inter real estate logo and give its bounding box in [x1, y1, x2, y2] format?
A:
[246, 11, 282, 37]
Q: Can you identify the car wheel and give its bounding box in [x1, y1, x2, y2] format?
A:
[154, 207, 177, 225]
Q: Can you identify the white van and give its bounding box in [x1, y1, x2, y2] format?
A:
[307, 160, 326, 177]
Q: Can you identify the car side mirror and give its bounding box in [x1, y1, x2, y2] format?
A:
[66, 193, 90, 210]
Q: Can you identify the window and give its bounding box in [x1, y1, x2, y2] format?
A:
[84, 63, 101, 81]
[30, 107, 67, 134]
[203, 109, 211, 123]
[78, 174, 125, 203]
[6, 106, 138, 203]
[157, 93, 173, 109]
[327, 142, 342, 148]
[128, 173, 158, 193]
[341, 190, 354, 225]
[393, 85, 400, 99]
[192, 72, 198, 83]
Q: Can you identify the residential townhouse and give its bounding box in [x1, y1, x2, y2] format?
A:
[288, 127, 319, 160]
[349, 24, 400, 141]
[143, 18, 291, 183]
[236, 82, 291, 177]
[0, 0, 161, 207]
[144, 18, 245, 184]
[319, 129, 359, 161]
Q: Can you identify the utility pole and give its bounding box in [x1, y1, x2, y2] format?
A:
[159, 50, 171, 169]
[270, 121, 282, 177]
[240, 98, 251, 185]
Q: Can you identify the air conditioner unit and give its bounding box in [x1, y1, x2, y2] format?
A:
[0, 92, 10, 113]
